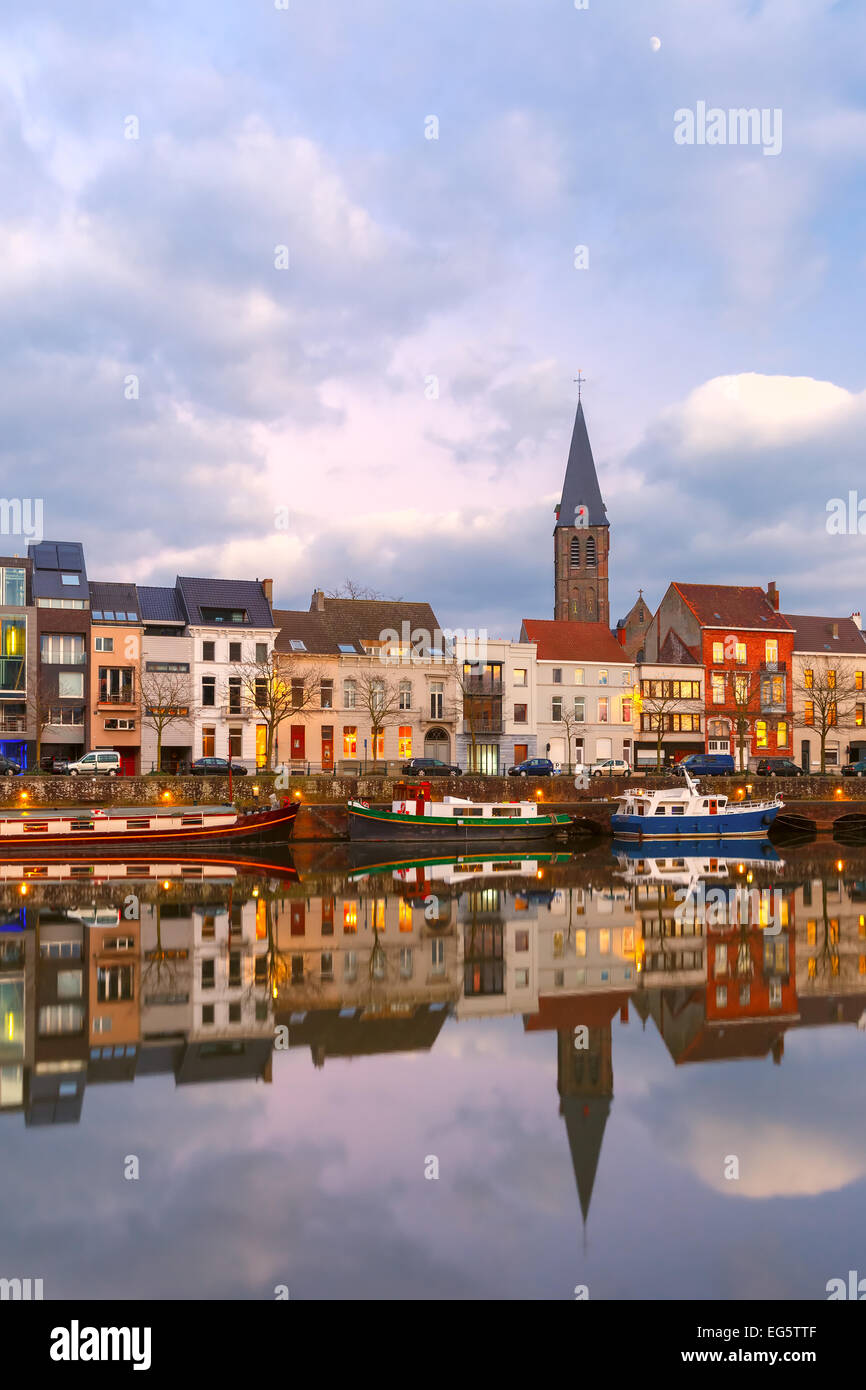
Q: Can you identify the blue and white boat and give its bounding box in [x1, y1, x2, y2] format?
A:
[608, 768, 783, 840]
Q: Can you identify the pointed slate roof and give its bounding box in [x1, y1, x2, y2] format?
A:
[555, 400, 608, 528]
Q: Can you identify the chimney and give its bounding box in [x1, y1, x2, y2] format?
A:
[852, 611, 862, 631]
[766, 581, 779, 611]
[311, 588, 325, 613]
[261, 578, 273, 603]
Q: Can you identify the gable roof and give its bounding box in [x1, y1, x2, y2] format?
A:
[89, 581, 140, 622]
[137, 585, 186, 624]
[555, 400, 608, 529]
[176, 576, 274, 628]
[520, 619, 628, 663]
[672, 583, 794, 632]
[782, 613, 866, 656]
[274, 597, 442, 656]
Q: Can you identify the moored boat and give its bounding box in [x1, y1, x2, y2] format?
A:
[609, 768, 783, 840]
[0, 800, 298, 852]
[348, 780, 571, 843]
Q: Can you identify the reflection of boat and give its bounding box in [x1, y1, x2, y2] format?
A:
[613, 838, 780, 875]
[610, 768, 782, 839]
[0, 801, 298, 851]
[348, 781, 571, 842]
[0, 854, 298, 883]
[347, 848, 568, 882]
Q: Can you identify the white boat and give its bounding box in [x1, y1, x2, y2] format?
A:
[609, 767, 783, 839]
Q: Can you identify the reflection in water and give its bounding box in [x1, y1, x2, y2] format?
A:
[2, 841, 866, 1289]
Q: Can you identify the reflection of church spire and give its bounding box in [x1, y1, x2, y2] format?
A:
[557, 1025, 613, 1228]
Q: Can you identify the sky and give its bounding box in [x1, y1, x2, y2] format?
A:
[3, 0, 866, 635]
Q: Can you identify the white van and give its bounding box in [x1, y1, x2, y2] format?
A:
[66, 751, 121, 777]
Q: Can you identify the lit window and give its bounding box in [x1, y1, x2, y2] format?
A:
[343, 726, 357, 756]
[765, 640, 778, 664]
[514, 668, 527, 686]
[735, 642, 747, 664]
[343, 903, 358, 932]
[598, 670, 608, 685]
[756, 720, 768, 748]
[777, 721, 787, 747]
[712, 641, 723, 664]
[398, 901, 413, 932]
[574, 668, 584, 684]
[398, 726, 412, 758]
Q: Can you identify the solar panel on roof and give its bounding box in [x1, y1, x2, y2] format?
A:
[57, 544, 81, 570]
[34, 543, 59, 569]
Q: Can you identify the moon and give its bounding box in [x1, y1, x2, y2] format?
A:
[650, 36, 661, 51]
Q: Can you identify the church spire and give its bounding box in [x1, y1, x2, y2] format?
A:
[553, 394, 610, 624]
[556, 399, 608, 530]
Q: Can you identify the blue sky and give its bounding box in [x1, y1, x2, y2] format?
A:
[3, 0, 866, 633]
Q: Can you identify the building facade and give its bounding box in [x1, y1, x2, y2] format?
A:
[520, 619, 636, 768]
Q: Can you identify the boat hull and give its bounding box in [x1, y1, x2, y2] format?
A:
[0, 803, 298, 853]
[348, 804, 571, 843]
[610, 806, 780, 840]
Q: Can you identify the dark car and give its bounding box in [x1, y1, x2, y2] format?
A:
[508, 757, 556, 777]
[190, 758, 248, 776]
[671, 753, 736, 777]
[0, 756, 21, 777]
[40, 754, 69, 774]
[756, 757, 807, 776]
[842, 757, 866, 777]
[401, 757, 461, 777]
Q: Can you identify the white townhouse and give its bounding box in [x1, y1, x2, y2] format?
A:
[519, 619, 636, 770]
[138, 576, 278, 772]
[457, 636, 540, 775]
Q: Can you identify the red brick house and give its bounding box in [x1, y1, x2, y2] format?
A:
[643, 581, 795, 768]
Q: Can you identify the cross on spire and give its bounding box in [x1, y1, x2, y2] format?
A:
[573, 371, 585, 403]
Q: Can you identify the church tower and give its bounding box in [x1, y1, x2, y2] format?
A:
[553, 397, 610, 625]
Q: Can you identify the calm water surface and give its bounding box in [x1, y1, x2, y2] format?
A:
[1, 838, 864, 1300]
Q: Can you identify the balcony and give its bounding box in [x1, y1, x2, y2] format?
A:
[0, 715, 26, 733]
[461, 676, 503, 695]
[463, 718, 503, 735]
[221, 704, 265, 719]
[0, 658, 25, 691]
[97, 691, 136, 707]
[760, 661, 787, 673]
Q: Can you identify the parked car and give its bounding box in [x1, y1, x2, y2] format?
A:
[67, 751, 122, 776]
[671, 753, 736, 777]
[589, 758, 632, 779]
[401, 757, 461, 776]
[756, 757, 807, 777]
[190, 757, 249, 776]
[40, 754, 69, 774]
[507, 757, 556, 777]
[0, 756, 21, 777]
[842, 757, 866, 777]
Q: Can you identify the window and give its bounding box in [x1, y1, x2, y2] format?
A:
[202, 676, 216, 706]
[57, 970, 83, 999]
[255, 642, 268, 663]
[228, 727, 242, 758]
[431, 939, 445, 974]
[40, 634, 84, 664]
[39, 1005, 84, 1035]
[49, 706, 84, 725]
[201, 607, 246, 625]
[551, 697, 562, 722]
[712, 641, 724, 664]
[804, 701, 814, 726]
[61, 573, 79, 586]
[622, 671, 632, 685]
[145, 661, 189, 673]
[202, 641, 215, 661]
[39, 597, 88, 609]
[573, 667, 584, 684]
[0, 568, 25, 605]
[621, 698, 632, 723]
[574, 697, 585, 721]
[514, 668, 527, 686]
[343, 726, 357, 757]
[598, 698, 608, 722]
[430, 682, 444, 719]
[756, 720, 768, 748]
[227, 676, 242, 713]
[94, 637, 114, 652]
[515, 930, 529, 952]
[598, 670, 608, 686]
[371, 679, 385, 713]
[398, 726, 412, 758]
[715, 986, 727, 1008]
[514, 703, 527, 723]
[320, 679, 333, 709]
[804, 668, 813, 688]
[735, 642, 746, 664]
[343, 679, 356, 709]
[98, 667, 134, 702]
[711, 674, 724, 704]
[765, 640, 778, 664]
[58, 671, 84, 699]
[857, 704, 865, 728]
[551, 668, 562, 685]
[857, 671, 864, 691]
[777, 721, 788, 747]
[202, 726, 215, 757]
[828, 668, 836, 689]
[201, 959, 215, 989]
[338, 643, 356, 654]
[97, 965, 134, 1002]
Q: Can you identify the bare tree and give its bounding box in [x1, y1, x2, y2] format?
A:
[714, 670, 763, 773]
[326, 578, 405, 602]
[239, 653, 322, 770]
[139, 669, 194, 772]
[354, 670, 402, 767]
[24, 670, 55, 768]
[795, 658, 861, 774]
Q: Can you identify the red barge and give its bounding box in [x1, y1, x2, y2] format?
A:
[0, 801, 298, 852]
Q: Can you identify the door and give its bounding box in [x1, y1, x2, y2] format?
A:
[321, 726, 334, 770]
[709, 800, 718, 815]
[513, 743, 528, 764]
[290, 725, 305, 761]
[801, 740, 810, 772]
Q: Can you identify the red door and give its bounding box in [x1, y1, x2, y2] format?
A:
[290, 725, 305, 760]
